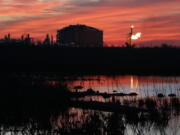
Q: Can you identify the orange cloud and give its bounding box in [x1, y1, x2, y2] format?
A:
[0, 0, 179, 46]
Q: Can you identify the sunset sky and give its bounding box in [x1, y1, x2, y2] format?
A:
[0, 0, 180, 46]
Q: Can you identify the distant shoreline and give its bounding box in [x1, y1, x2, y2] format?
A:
[0, 46, 180, 75]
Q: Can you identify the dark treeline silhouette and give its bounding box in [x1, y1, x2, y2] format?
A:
[0, 43, 180, 75]
[0, 33, 55, 46]
[0, 33, 180, 75]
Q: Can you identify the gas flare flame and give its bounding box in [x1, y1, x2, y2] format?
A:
[131, 32, 141, 40]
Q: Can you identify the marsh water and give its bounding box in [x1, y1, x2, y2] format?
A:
[0, 74, 180, 135]
[61, 75, 180, 96]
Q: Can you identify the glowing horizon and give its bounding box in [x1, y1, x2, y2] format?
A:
[0, 0, 180, 46]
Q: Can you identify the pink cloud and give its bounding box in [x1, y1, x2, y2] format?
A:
[0, 0, 179, 46]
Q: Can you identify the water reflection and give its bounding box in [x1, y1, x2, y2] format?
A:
[0, 106, 179, 135]
[50, 103, 180, 135]
[0, 73, 179, 134]
[45, 75, 180, 104]
[56, 75, 180, 97]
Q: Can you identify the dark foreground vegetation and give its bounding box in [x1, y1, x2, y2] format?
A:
[0, 45, 180, 75]
[0, 74, 71, 131]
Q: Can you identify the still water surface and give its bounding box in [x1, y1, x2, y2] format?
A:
[1, 74, 180, 135]
[48, 75, 180, 97]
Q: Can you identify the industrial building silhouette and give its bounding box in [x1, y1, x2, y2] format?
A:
[57, 24, 103, 47]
